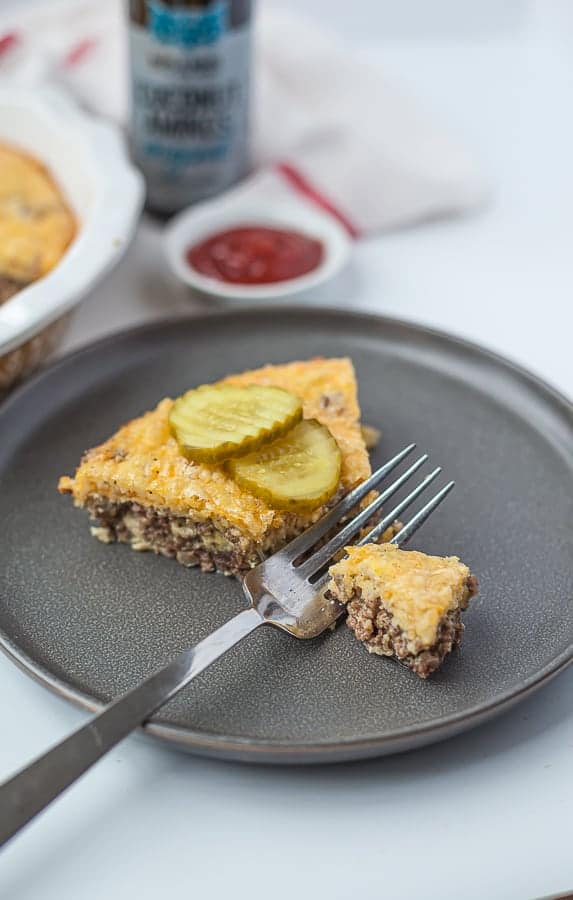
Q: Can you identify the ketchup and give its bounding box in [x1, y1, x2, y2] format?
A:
[186, 226, 324, 285]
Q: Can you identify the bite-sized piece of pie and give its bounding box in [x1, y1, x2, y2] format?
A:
[59, 358, 372, 577]
[326, 543, 478, 678]
[0, 142, 76, 302]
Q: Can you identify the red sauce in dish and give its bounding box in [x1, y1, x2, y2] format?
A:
[186, 226, 324, 285]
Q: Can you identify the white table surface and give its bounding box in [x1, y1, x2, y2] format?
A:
[1, 2, 572, 898]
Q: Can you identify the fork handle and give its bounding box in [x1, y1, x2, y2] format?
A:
[0, 606, 263, 848]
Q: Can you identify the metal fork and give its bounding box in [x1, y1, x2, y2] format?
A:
[0, 443, 454, 847]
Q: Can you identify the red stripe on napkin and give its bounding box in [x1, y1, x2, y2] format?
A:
[63, 37, 98, 68]
[277, 162, 360, 239]
[0, 32, 19, 57]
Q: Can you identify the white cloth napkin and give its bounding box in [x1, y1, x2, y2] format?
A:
[0, 0, 489, 235]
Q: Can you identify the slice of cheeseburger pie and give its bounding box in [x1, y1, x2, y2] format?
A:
[59, 358, 373, 577]
[326, 543, 478, 677]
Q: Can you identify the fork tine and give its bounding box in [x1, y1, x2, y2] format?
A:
[389, 481, 455, 547]
[278, 443, 416, 562]
[297, 454, 430, 579]
[311, 477, 454, 596]
[355, 467, 443, 548]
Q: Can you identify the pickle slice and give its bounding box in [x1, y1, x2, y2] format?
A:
[228, 419, 342, 512]
[168, 384, 302, 463]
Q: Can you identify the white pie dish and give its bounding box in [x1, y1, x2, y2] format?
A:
[0, 85, 144, 390]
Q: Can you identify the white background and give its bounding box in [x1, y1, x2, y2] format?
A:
[1, 1, 572, 898]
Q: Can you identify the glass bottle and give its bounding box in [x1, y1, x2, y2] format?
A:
[128, 0, 252, 215]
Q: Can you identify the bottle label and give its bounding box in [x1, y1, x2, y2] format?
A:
[130, 0, 250, 212]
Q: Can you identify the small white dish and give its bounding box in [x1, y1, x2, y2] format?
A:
[163, 180, 352, 302]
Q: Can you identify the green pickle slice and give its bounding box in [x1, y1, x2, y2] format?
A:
[228, 419, 342, 512]
[168, 383, 303, 463]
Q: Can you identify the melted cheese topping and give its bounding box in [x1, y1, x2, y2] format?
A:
[0, 142, 76, 283]
[330, 543, 471, 647]
[59, 358, 371, 541]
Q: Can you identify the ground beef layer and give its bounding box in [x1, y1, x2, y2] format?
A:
[85, 497, 267, 577]
[83, 494, 399, 579]
[0, 275, 26, 304]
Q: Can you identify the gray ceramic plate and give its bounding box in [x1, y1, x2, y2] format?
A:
[0, 309, 572, 764]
